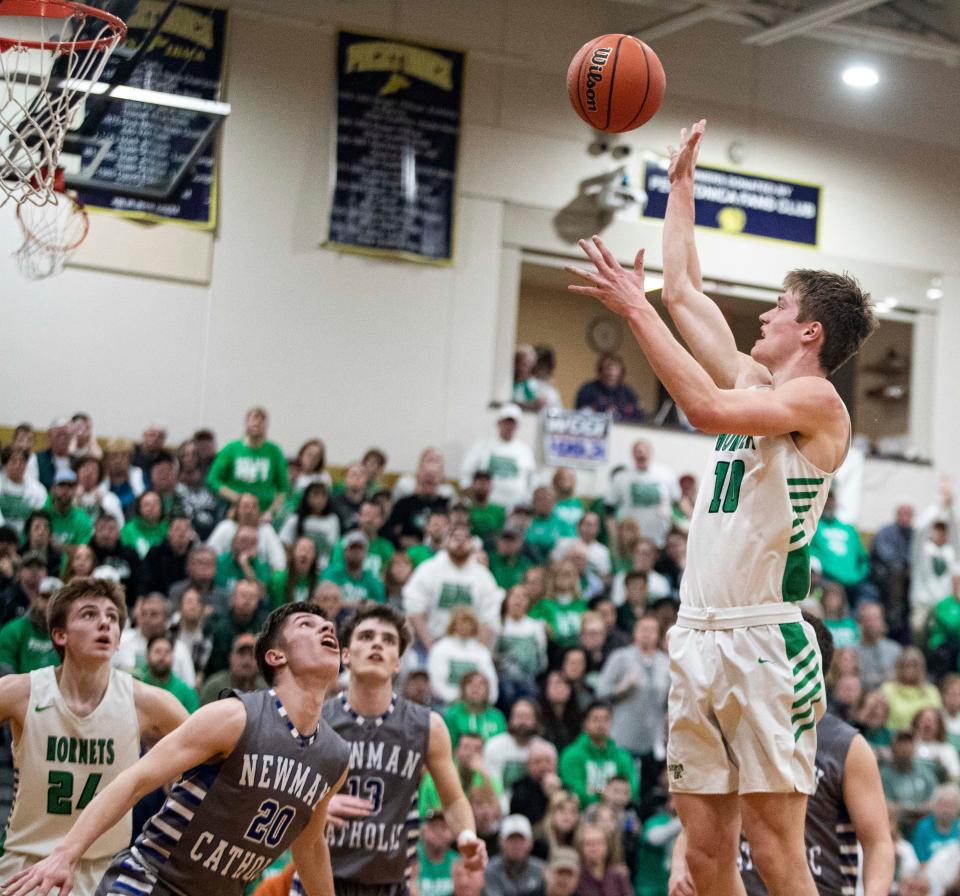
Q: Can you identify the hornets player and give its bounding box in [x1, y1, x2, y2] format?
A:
[4, 603, 350, 896]
[0, 577, 186, 896]
[567, 118, 876, 896]
[289, 603, 487, 896]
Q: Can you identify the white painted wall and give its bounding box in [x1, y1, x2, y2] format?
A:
[1, 3, 958, 510]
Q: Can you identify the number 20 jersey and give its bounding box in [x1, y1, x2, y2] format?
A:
[2, 665, 140, 860]
[681, 419, 836, 610]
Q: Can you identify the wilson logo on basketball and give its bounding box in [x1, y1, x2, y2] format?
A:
[584, 47, 612, 112]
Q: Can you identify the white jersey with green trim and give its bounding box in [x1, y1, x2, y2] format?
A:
[681, 423, 834, 610]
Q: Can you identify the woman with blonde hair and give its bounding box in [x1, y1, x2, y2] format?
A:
[63, 543, 97, 581]
[531, 557, 587, 651]
[537, 789, 580, 860]
[576, 821, 632, 896]
[427, 605, 498, 706]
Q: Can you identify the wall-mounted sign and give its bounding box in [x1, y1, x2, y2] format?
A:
[643, 163, 821, 247]
[541, 409, 611, 469]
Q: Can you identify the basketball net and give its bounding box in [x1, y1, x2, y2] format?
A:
[15, 173, 88, 278]
[0, 1, 126, 207]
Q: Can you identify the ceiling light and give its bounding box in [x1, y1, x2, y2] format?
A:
[842, 65, 879, 88]
[927, 276, 944, 301]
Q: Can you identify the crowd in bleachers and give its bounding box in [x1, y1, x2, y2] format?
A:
[0, 406, 958, 896]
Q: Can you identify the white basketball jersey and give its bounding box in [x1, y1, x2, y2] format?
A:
[2, 666, 140, 859]
[681, 420, 836, 610]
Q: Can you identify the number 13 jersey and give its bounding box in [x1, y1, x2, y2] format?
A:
[2, 665, 140, 860]
[681, 423, 837, 610]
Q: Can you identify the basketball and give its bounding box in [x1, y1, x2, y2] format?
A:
[566, 34, 665, 133]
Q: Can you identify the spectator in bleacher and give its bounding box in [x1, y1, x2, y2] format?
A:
[925, 572, 960, 678]
[190, 428, 217, 474]
[538, 791, 580, 862]
[132, 424, 168, 487]
[532, 345, 563, 412]
[942, 675, 960, 751]
[0, 574, 60, 673]
[199, 632, 265, 705]
[575, 353, 643, 423]
[103, 438, 145, 517]
[146, 450, 179, 518]
[393, 448, 456, 503]
[610, 537, 672, 610]
[291, 438, 332, 493]
[829, 673, 863, 722]
[854, 688, 893, 750]
[811, 491, 877, 607]
[420, 731, 503, 819]
[206, 406, 288, 518]
[512, 344, 543, 411]
[213, 524, 271, 592]
[428, 606, 499, 706]
[20, 512, 61, 576]
[577, 612, 609, 692]
[590, 597, 630, 654]
[383, 550, 413, 610]
[34, 417, 72, 489]
[115, 591, 196, 686]
[142, 514, 194, 595]
[489, 528, 533, 592]
[655, 530, 686, 596]
[559, 646, 594, 712]
[911, 784, 960, 864]
[203, 578, 269, 676]
[564, 542, 604, 603]
[403, 523, 502, 650]
[559, 701, 637, 808]
[328, 499, 393, 579]
[484, 698, 542, 800]
[63, 543, 96, 581]
[550, 468, 582, 537]
[539, 669, 583, 752]
[278, 482, 340, 568]
[575, 821, 633, 896]
[0, 551, 44, 626]
[137, 634, 199, 713]
[168, 544, 227, 613]
[45, 469, 92, 549]
[596, 614, 669, 804]
[67, 412, 101, 462]
[330, 463, 368, 532]
[466, 470, 506, 545]
[0, 447, 47, 536]
[174, 440, 220, 539]
[417, 810, 458, 896]
[74, 456, 124, 526]
[871, 501, 915, 642]
[361, 447, 388, 494]
[268, 537, 317, 608]
[888, 805, 921, 888]
[170, 585, 211, 676]
[880, 729, 940, 833]
[510, 739, 561, 827]
[10, 424, 37, 483]
[208, 491, 286, 573]
[444, 667, 507, 745]
[89, 513, 141, 605]
[120, 490, 168, 559]
[383, 463, 448, 550]
[605, 440, 678, 549]
[614, 571, 649, 635]
[460, 404, 537, 511]
[495, 584, 548, 706]
[554, 512, 611, 586]
[912, 482, 959, 637]
[484, 814, 547, 896]
[407, 509, 452, 567]
[309, 580, 350, 630]
[531, 557, 587, 652]
[821, 580, 861, 648]
[913, 707, 960, 782]
[525, 487, 562, 564]
[321, 530, 385, 604]
[856, 600, 902, 692]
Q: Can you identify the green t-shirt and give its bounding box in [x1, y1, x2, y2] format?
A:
[926, 595, 960, 652]
[824, 617, 860, 649]
[469, 503, 506, 542]
[328, 536, 394, 580]
[321, 566, 385, 604]
[552, 498, 585, 538]
[44, 500, 93, 548]
[443, 701, 507, 745]
[419, 767, 502, 817]
[0, 614, 60, 674]
[136, 670, 200, 714]
[120, 518, 169, 559]
[268, 570, 313, 608]
[558, 733, 639, 806]
[214, 553, 272, 592]
[635, 813, 676, 896]
[407, 545, 436, 568]
[487, 552, 531, 591]
[417, 843, 457, 896]
[530, 596, 588, 648]
[524, 516, 562, 561]
[207, 439, 288, 512]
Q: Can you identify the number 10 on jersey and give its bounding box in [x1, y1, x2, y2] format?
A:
[708, 460, 745, 514]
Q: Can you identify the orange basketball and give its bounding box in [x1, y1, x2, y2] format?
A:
[566, 34, 665, 133]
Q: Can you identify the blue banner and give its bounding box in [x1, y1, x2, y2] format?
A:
[541, 409, 611, 470]
[643, 163, 820, 246]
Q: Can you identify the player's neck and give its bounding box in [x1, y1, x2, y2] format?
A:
[56, 658, 111, 711]
[769, 350, 826, 387]
[274, 677, 327, 733]
[347, 676, 394, 717]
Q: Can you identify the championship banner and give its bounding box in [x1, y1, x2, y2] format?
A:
[643, 162, 821, 247]
[541, 409, 612, 470]
[76, 1, 228, 229]
[327, 31, 464, 264]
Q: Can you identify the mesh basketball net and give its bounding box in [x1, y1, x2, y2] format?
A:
[15, 177, 89, 278]
[0, 0, 126, 207]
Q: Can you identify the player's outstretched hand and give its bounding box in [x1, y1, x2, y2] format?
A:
[2, 850, 75, 896]
[326, 794, 374, 829]
[567, 236, 647, 320]
[457, 831, 488, 872]
[667, 119, 705, 185]
[668, 868, 697, 896]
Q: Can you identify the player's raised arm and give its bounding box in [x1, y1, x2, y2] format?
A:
[290, 766, 349, 896]
[661, 120, 766, 390]
[2, 698, 247, 896]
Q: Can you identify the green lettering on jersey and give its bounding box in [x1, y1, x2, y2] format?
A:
[708, 460, 745, 514]
[438, 583, 472, 610]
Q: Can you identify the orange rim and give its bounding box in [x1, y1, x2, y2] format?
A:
[0, 0, 126, 52]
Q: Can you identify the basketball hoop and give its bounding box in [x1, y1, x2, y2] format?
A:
[0, 0, 126, 207]
[15, 169, 89, 278]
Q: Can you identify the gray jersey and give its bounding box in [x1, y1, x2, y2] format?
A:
[739, 713, 858, 896]
[114, 689, 349, 896]
[323, 693, 431, 886]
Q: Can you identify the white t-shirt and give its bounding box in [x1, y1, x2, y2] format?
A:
[277, 514, 340, 566]
[207, 520, 287, 571]
[427, 636, 499, 705]
[0, 475, 47, 534]
[459, 437, 537, 510]
[76, 487, 125, 526]
[606, 463, 679, 548]
[925, 841, 960, 896]
[402, 551, 503, 642]
[112, 627, 197, 688]
[609, 567, 673, 606]
[483, 733, 530, 808]
[553, 537, 612, 578]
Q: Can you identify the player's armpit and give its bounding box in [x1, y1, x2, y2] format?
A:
[133, 679, 189, 746]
